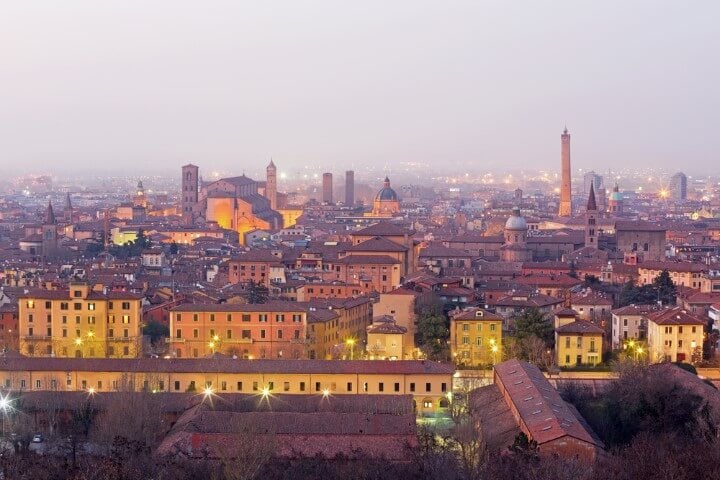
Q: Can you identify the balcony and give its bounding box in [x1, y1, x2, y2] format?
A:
[108, 337, 135, 342]
[226, 338, 253, 344]
[167, 338, 186, 343]
[22, 335, 52, 341]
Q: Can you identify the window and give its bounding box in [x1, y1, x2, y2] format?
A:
[193, 314, 198, 322]
[210, 314, 215, 322]
[441, 383, 447, 393]
[121, 302, 130, 310]
[60, 302, 69, 310]
[394, 382, 400, 392]
[462, 324, 469, 332]
[347, 382, 353, 392]
[379, 382, 384, 392]
[425, 383, 431, 393]
[283, 382, 290, 392]
[259, 314, 268, 322]
[174, 381, 181, 391]
[221, 381, 227, 391]
[35, 379, 41, 389]
[565, 337, 570, 348]
[462, 336, 469, 345]
[476, 337, 482, 346]
[176, 329, 182, 339]
[237, 381, 243, 391]
[410, 382, 415, 392]
[227, 329, 232, 339]
[260, 329, 266, 339]
[176, 314, 182, 322]
[276, 314, 285, 323]
[299, 382, 305, 391]
[253, 382, 259, 391]
[193, 329, 199, 338]
[74, 303, 82, 311]
[315, 382, 321, 392]
[490, 324, 496, 332]
[277, 330, 283, 339]
[88, 303, 95, 311]
[242, 314, 251, 322]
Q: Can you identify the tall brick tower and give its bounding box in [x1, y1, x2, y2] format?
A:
[181, 164, 199, 225]
[559, 127, 572, 217]
[345, 170, 354, 206]
[322, 173, 333, 204]
[266, 159, 277, 210]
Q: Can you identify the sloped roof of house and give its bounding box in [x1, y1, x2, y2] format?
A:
[493, 359, 605, 448]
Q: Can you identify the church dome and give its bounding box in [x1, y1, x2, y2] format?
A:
[375, 177, 398, 201]
[505, 207, 527, 231]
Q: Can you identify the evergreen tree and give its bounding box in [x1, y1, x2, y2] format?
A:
[514, 308, 554, 346]
[653, 269, 677, 305]
[247, 280, 269, 304]
[417, 311, 450, 360]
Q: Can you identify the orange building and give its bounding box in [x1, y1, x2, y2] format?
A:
[228, 251, 283, 287]
[168, 302, 308, 360]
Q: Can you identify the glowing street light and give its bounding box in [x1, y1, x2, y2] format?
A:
[74, 338, 82, 346]
[87, 387, 96, 396]
[203, 386, 214, 398]
[346, 338, 356, 360]
[261, 387, 271, 398]
[322, 388, 331, 398]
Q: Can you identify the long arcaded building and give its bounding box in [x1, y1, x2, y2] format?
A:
[0, 357, 454, 414]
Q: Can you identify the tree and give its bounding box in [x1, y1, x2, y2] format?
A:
[143, 321, 169, 345]
[583, 274, 601, 287]
[653, 269, 676, 305]
[417, 311, 450, 360]
[514, 308, 554, 346]
[169, 241, 179, 255]
[247, 280, 269, 304]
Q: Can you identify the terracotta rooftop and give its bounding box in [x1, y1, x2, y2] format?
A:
[555, 319, 605, 335]
[646, 307, 706, 326]
[493, 359, 604, 448]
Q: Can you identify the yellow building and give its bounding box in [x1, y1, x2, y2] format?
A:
[554, 309, 604, 367]
[0, 357, 454, 414]
[373, 289, 419, 357]
[366, 316, 407, 360]
[449, 307, 503, 367]
[19, 283, 143, 358]
[646, 307, 705, 363]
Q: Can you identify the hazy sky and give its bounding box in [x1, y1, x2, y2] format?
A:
[2, 1, 719, 176]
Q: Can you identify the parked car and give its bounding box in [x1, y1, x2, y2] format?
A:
[31, 434, 43, 443]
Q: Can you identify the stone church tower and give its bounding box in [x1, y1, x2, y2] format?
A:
[266, 159, 277, 210]
[42, 200, 58, 259]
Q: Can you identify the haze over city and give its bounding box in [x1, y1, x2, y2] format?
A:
[4, 3, 720, 480]
[3, 0, 720, 175]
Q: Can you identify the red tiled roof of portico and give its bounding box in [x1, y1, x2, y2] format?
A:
[491, 359, 604, 461]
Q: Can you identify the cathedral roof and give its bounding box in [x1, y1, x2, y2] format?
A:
[375, 177, 398, 201]
[504, 207, 527, 231]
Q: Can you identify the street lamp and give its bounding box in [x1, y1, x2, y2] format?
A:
[0, 394, 11, 437]
[491, 344, 499, 366]
[346, 338, 355, 360]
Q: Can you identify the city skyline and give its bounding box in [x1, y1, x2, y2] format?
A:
[3, 1, 720, 174]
